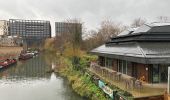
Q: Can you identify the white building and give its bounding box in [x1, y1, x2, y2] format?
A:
[0, 35, 23, 46]
[0, 20, 8, 36]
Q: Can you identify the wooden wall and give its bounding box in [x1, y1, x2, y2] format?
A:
[98, 56, 151, 83]
[136, 63, 149, 82]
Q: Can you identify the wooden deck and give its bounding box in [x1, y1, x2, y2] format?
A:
[89, 62, 166, 99]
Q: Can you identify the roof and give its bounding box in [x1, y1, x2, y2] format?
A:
[109, 22, 170, 44]
[116, 22, 170, 37]
[117, 28, 136, 36]
[133, 22, 170, 34]
[91, 42, 170, 64]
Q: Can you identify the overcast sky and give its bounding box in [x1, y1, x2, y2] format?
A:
[0, 0, 170, 36]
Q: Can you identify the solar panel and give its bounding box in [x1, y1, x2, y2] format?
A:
[117, 28, 136, 36]
[132, 25, 151, 34]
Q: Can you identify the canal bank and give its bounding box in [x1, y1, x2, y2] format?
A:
[54, 56, 110, 100]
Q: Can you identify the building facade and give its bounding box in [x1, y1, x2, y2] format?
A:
[91, 22, 170, 84]
[9, 19, 51, 46]
[0, 35, 23, 46]
[0, 20, 8, 36]
[55, 22, 82, 36]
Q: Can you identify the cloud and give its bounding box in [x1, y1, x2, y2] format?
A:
[0, 0, 170, 36]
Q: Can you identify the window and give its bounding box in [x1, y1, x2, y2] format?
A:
[118, 60, 131, 75]
[105, 58, 113, 69]
[118, 60, 123, 72]
[152, 64, 159, 83]
[123, 60, 127, 74]
[159, 65, 168, 83]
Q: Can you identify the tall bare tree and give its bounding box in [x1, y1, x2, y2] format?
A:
[83, 19, 125, 51]
[99, 19, 123, 39]
[64, 18, 83, 70]
[54, 18, 83, 56]
[131, 18, 146, 28]
[157, 16, 170, 22]
[66, 18, 82, 49]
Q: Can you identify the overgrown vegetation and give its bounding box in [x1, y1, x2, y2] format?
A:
[44, 38, 56, 53]
[57, 56, 109, 100]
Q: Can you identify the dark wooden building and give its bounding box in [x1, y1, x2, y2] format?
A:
[91, 22, 170, 83]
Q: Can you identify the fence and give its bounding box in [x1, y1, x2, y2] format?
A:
[90, 62, 141, 90]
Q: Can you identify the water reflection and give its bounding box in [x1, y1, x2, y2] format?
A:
[0, 54, 51, 79]
[50, 72, 57, 81]
[0, 53, 84, 100]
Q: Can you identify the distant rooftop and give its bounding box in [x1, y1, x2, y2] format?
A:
[118, 22, 170, 37]
[9, 19, 50, 23]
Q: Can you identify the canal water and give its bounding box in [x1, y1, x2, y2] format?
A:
[0, 54, 84, 100]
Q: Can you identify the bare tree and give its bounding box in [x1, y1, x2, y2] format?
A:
[131, 18, 146, 28]
[63, 18, 83, 70]
[157, 16, 170, 22]
[98, 19, 124, 43]
[99, 19, 122, 37]
[82, 19, 125, 51]
[54, 18, 83, 56]
[65, 18, 82, 51]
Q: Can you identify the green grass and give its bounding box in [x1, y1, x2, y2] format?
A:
[56, 57, 109, 100]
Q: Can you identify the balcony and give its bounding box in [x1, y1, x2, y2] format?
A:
[88, 62, 166, 99]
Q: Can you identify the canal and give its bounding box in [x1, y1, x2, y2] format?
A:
[0, 54, 84, 100]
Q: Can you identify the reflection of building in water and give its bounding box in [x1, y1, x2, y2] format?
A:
[0, 54, 51, 80]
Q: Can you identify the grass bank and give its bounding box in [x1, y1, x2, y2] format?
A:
[55, 56, 110, 100]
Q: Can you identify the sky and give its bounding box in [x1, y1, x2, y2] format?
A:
[0, 0, 170, 37]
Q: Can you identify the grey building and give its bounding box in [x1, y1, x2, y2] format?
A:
[55, 22, 82, 36]
[9, 19, 51, 46]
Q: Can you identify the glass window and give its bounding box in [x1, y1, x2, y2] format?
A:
[118, 60, 122, 72]
[123, 60, 127, 74]
[105, 58, 112, 69]
[159, 64, 168, 83]
[152, 64, 159, 83]
[118, 60, 132, 75]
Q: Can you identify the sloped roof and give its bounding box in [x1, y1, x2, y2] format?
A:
[117, 28, 136, 36]
[91, 42, 170, 64]
[133, 22, 170, 34]
[109, 22, 170, 43]
[91, 43, 143, 57]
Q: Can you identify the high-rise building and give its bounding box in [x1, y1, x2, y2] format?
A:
[55, 22, 82, 36]
[9, 19, 51, 46]
[0, 20, 8, 36]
